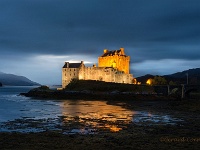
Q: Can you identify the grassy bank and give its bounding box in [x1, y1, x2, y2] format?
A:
[65, 79, 154, 93]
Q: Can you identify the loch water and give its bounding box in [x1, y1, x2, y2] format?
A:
[0, 86, 182, 133]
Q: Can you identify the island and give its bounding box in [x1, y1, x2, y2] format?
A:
[21, 80, 176, 101]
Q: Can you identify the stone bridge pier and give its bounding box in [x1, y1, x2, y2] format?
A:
[153, 84, 200, 99]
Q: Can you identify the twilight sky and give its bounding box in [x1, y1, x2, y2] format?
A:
[0, 0, 200, 85]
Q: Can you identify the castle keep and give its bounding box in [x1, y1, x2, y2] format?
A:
[98, 48, 130, 74]
[62, 48, 133, 88]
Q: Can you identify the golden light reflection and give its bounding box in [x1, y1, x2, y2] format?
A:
[60, 100, 135, 132]
[105, 125, 122, 132]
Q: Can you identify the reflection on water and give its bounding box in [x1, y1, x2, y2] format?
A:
[60, 100, 183, 133]
[61, 100, 135, 132]
[0, 86, 183, 133]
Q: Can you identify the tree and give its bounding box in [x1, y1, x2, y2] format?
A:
[169, 81, 176, 85]
[152, 76, 167, 85]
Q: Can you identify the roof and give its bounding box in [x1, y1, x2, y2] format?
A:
[63, 62, 82, 68]
[101, 49, 125, 57]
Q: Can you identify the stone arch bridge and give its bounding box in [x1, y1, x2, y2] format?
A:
[153, 84, 200, 99]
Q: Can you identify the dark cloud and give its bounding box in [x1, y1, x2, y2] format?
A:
[0, 0, 199, 83]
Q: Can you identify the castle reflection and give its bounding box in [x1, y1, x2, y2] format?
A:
[60, 100, 135, 132]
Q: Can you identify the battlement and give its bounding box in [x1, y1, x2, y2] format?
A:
[101, 47, 126, 57]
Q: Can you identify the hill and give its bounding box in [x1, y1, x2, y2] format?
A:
[0, 72, 40, 86]
[136, 68, 200, 84]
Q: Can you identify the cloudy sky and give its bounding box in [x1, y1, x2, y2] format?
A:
[0, 0, 199, 85]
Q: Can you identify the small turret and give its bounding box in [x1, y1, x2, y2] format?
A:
[120, 47, 125, 55]
[104, 49, 109, 54]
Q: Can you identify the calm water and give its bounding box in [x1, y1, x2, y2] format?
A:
[0, 86, 182, 133]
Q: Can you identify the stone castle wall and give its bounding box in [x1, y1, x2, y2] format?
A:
[98, 55, 130, 74]
[62, 68, 79, 88]
[62, 65, 133, 88]
[79, 66, 133, 84]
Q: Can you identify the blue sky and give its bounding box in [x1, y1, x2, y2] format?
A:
[0, 0, 200, 85]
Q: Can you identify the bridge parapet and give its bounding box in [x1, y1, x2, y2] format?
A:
[153, 84, 200, 99]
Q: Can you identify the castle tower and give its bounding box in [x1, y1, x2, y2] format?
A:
[62, 61, 84, 88]
[98, 48, 130, 74]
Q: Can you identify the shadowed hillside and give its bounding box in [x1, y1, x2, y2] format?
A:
[164, 68, 200, 85]
[0, 72, 40, 86]
[136, 68, 200, 85]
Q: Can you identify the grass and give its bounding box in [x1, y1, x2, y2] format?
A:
[65, 79, 154, 93]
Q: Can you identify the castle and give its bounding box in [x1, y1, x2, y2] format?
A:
[62, 48, 133, 88]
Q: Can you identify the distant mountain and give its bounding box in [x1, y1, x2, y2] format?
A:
[136, 68, 200, 85]
[0, 72, 40, 86]
[164, 68, 200, 85]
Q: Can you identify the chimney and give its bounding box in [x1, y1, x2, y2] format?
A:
[65, 62, 69, 68]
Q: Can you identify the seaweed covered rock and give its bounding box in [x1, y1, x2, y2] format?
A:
[30, 85, 51, 92]
[21, 85, 54, 98]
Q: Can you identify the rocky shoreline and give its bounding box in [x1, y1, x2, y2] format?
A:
[20, 86, 172, 101]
